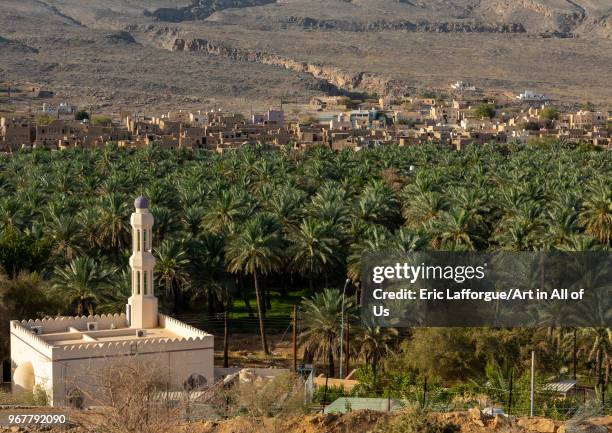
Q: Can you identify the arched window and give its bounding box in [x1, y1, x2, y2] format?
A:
[143, 230, 147, 251]
[136, 271, 141, 295]
[137, 230, 141, 252]
[143, 271, 147, 295]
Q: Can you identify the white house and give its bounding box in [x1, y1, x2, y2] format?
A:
[450, 81, 476, 91]
[517, 90, 549, 101]
[10, 196, 215, 407]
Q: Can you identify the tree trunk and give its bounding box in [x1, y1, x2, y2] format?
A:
[253, 272, 269, 355]
[239, 277, 254, 318]
[266, 285, 272, 311]
[573, 328, 577, 380]
[223, 311, 229, 368]
[208, 291, 214, 316]
[327, 337, 334, 378]
[173, 286, 181, 313]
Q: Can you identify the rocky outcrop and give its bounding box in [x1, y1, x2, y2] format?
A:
[146, 0, 276, 22]
[0, 36, 38, 53]
[278, 16, 526, 33]
[169, 37, 412, 97]
[104, 31, 138, 45]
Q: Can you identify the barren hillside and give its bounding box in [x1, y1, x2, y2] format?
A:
[0, 0, 610, 111]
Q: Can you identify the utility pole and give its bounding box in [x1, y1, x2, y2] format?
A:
[508, 370, 513, 413]
[573, 328, 577, 380]
[530, 350, 535, 417]
[322, 374, 329, 410]
[292, 304, 298, 373]
[345, 320, 350, 377]
[339, 278, 351, 379]
[223, 311, 229, 368]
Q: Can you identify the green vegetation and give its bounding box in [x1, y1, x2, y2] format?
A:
[541, 106, 560, 121]
[474, 103, 496, 119]
[91, 115, 112, 127]
[36, 113, 54, 126]
[373, 409, 458, 433]
[301, 115, 320, 125]
[75, 110, 90, 121]
[0, 143, 610, 404]
[580, 102, 595, 112]
[397, 118, 417, 127]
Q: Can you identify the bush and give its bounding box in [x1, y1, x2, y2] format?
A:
[91, 115, 112, 127]
[475, 104, 496, 119]
[397, 118, 416, 127]
[374, 409, 459, 433]
[580, 102, 595, 112]
[313, 384, 348, 404]
[75, 110, 90, 121]
[36, 113, 54, 126]
[32, 385, 49, 406]
[541, 106, 560, 121]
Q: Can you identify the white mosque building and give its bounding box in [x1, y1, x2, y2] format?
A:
[10, 197, 214, 407]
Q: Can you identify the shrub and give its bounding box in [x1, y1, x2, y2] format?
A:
[91, 115, 112, 127]
[36, 113, 54, 126]
[374, 409, 459, 433]
[541, 106, 560, 121]
[32, 385, 49, 406]
[75, 110, 90, 121]
[475, 104, 496, 119]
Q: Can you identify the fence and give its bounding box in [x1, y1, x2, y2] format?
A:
[313, 383, 612, 420]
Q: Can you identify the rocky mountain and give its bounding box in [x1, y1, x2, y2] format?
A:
[0, 0, 610, 111]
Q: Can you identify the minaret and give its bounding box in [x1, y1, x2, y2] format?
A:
[127, 196, 158, 329]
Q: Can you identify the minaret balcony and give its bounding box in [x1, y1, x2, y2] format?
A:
[129, 254, 156, 268]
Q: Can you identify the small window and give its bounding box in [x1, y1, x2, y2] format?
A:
[137, 230, 140, 252]
[136, 271, 141, 295]
[143, 271, 147, 295]
[143, 230, 147, 251]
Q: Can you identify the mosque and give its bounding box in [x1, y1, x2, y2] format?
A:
[10, 197, 215, 407]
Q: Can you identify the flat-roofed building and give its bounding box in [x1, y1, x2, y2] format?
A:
[10, 197, 214, 407]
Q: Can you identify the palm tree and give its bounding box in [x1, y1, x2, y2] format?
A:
[402, 191, 448, 229]
[154, 240, 191, 313]
[203, 190, 251, 234]
[433, 209, 484, 251]
[265, 187, 304, 232]
[225, 215, 283, 355]
[45, 212, 83, 261]
[354, 323, 398, 378]
[346, 226, 392, 283]
[299, 288, 355, 377]
[52, 257, 113, 316]
[579, 181, 612, 245]
[181, 205, 205, 237]
[151, 207, 180, 246]
[97, 268, 132, 314]
[0, 198, 24, 231]
[287, 218, 340, 290]
[96, 193, 130, 253]
[581, 327, 611, 397]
